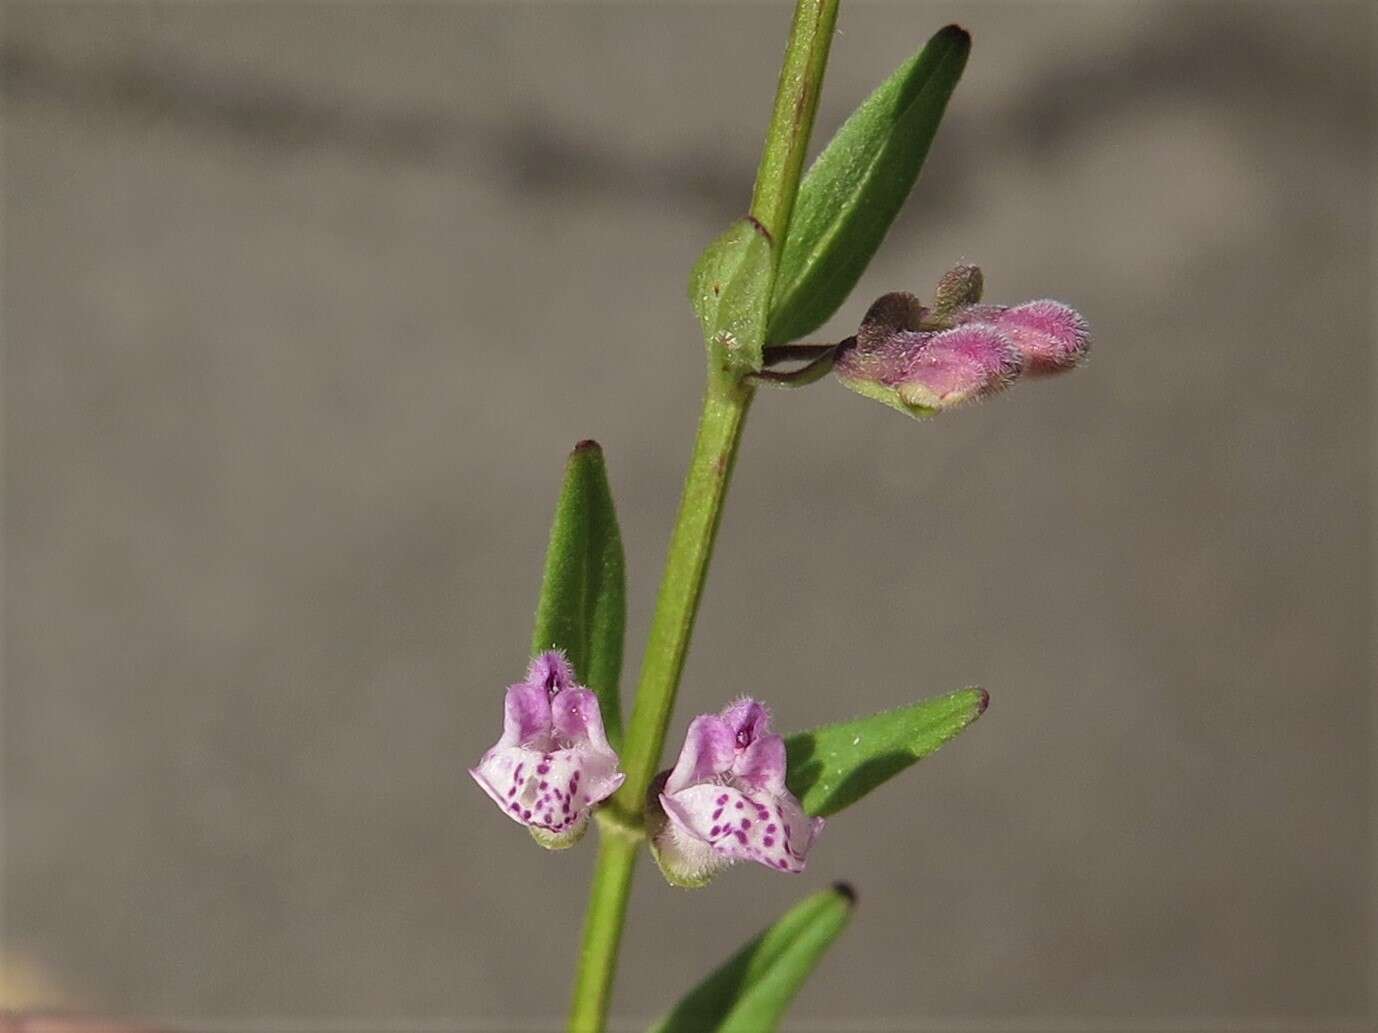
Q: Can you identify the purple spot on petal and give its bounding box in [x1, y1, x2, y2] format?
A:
[717, 794, 729, 805]
[740, 819, 751, 830]
[537, 764, 549, 775]
[709, 826, 720, 836]
[712, 808, 723, 820]
[522, 809, 532, 820]
[763, 837, 774, 847]
[766, 823, 777, 834]
[735, 831, 748, 844]
[735, 801, 744, 810]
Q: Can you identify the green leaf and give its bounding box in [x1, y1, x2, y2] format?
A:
[530, 441, 627, 749]
[766, 24, 972, 346]
[648, 884, 855, 1033]
[690, 216, 774, 374]
[785, 688, 988, 818]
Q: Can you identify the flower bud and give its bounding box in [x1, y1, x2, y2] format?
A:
[964, 299, 1089, 374]
[834, 322, 1020, 417]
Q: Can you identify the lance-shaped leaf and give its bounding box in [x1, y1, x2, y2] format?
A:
[530, 441, 627, 749]
[785, 688, 988, 818]
[766, 25, 972, 346]
[690, 216, 774, 374]
[649, 884, 855, 1033]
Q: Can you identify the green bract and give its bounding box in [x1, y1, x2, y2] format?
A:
[530, 441, 627, 750]
[648, 885, 855, 1033]
[689, 217, 774, 375]
[785, 687, 988, 817]
[767, 25, 971, 346]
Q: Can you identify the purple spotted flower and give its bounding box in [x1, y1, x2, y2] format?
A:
[650, 698, 823, 887]
[832, 263, 1089, 417]
[470, 651, 624, 849]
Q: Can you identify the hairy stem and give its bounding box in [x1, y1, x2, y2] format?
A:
[567, 826, 641, 1033]
[568, 376, 753, 1033]
[566, 2, 840, 1029]
[749, 0, 842, 244]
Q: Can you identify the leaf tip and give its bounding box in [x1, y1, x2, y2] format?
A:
[975, 687, 990, 717]
[572, 438, 603, 455]
[831, 881, 858, 906]
[937, 23, 972, 47]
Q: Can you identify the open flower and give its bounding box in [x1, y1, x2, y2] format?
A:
[651, 698, 823, 887]
[832, 264, 1089, 417]
[470, 651, 624, 849]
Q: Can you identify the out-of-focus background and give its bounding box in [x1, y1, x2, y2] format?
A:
[2, 2, 1373, 1029]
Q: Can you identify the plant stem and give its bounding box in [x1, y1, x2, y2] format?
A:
[567, 825, 640, 1033]
[568, 374, 753, 1033]
[566, 2, 840, 1029]
[749, 0, 841, 245]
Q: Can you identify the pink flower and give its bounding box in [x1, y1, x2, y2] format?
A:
[470, 651, 624, 849]
[651, 698, 822, 887]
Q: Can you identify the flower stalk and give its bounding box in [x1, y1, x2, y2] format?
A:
[566, 1, 840, 1028]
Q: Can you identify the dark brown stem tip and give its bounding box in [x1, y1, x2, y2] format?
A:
[572, 439, 603, 454]
[832, 881, 858, 905]
[976, 688, 991, 716]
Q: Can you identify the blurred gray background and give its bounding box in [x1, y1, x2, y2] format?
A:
[2, 1, 1373, 1030]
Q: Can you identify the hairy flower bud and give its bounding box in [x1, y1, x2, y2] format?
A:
[835, 317, 1020, 417]
[956, 299, 1089, 374]
[833, 268, 1089, 417]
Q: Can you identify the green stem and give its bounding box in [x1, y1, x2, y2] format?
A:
[567, 826, 640, 1033]
[749, 0, 841, 244]
[568, 376, 754, 1033]
[617, 375, 754, 814]
[566, 2, 840, 1029]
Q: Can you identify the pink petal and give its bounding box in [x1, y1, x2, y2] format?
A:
[733, 732, 787, 793]
[526, 650, 578, 695]
[665, 715, 735, 795]
[994, 300, 1090, 374]
[772, 790, 825, 870]
[470, 744, 545, 825]
[500, 681, 554, 749]
[834, 329, 930, 388]
[661, 784, 815, 874]
[551, 687, 614, 754]
[525, 746, 623, 835]
[898, 324, 1021, 410]
[719, 697, 771, 748]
